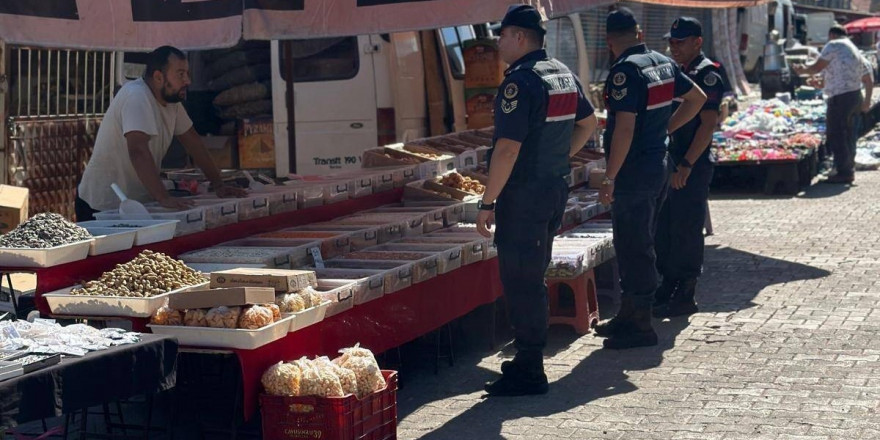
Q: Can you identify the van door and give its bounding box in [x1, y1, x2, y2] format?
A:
[436, 26, 477, 133]
[271, 36, 378, 176]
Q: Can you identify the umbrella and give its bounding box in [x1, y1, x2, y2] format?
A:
[844, 17, 880, 34]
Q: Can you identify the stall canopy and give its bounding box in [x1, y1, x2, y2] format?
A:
[0, 0, 606, 51]
[844, 17, 880, 34]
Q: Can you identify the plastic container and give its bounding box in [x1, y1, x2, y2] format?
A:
[82, 228, 137, 256]
[198, 194, 270, 221]
[0, 239, 93, 268]
[314, 280, 356, 317]
[43, 282, 208, 318]
[322, 260, 413, 294]
[337, 252, 439, 283]
[149, 315, 294, 349]
[186, 262, 268, 273]
[179, 247, 296, 268]
[292, 225, 380, 251]
[78, 219, 178, 245]
[396, 236, 486, 265]
[94, 207, 205, 236]
[367, 244, 462, 274]
[368, 206, 446, 233]
[286, 300, 332, 333]
[260, 370, 398, 440]
[189, 199, 239, 229]
[314, 268, 385, 305]
[255, 186, 299, 215]
[256, 231, 352, 259]
[218, 238, 321, 267]
[326, 220, 406, 244]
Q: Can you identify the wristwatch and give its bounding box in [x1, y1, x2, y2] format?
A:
[601, 176, 614, 186]
[679, 158, 694, 169]
[477, 200, 495, 211]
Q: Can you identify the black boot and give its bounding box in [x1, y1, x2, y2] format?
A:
[594, 296, 635, 338]
[660, 278, 699, 317]
[485, 359, 548, 397]
[602, 304, 658, 350]
[652, 278, 679, 317]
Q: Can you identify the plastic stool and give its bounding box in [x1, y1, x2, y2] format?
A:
[547, 269, 599, 335]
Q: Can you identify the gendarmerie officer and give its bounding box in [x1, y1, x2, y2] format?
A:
[593, 8, 705, 349]
[476, 5, 597, 396]
[654, 17, 726, 318]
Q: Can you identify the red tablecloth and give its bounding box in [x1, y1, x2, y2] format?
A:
[3, 189, 403, 316]
[234, 258, 502, 419]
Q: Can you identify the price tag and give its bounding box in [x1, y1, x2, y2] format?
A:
[309, 247, 325, 269]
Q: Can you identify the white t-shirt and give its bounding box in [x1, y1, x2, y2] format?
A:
[819, 38, 871, 98]
[79, 78, 193, 211]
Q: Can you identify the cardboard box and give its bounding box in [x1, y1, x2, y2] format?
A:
[238, 118, 275, 169]
[0, 185, 28, 234]
[169, 286, 275, 310]
[211, 268, 318, 292]
[465, 88, 495, 130]
[588, 169, 606, 189]
[463, 39, 505, 89]
[202, 135, 237, 169]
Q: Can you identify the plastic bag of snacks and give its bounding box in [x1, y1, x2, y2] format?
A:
[333, 344, 386, 398]
[150, 306, 184, 326]
[316, 356, 358, 396]
[261, 361, 302, 396]
[293, 357, 344, 398]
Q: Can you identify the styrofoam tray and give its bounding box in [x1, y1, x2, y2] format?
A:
[0, 239, 93, 268]
[148, 315, 294, 350]
[43, 282, 209, 317]
[284, 300, 331, 333]
[79, 220, 178, 245]
[83, 228, 137, 256]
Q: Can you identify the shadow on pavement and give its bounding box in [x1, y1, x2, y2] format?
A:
[699, 244, 831, 313]
[399, 246, 831, 439]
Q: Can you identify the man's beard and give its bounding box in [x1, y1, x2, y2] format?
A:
[162, 83, 186, 103]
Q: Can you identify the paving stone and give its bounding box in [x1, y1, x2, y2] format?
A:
[397, 172, 880, 439]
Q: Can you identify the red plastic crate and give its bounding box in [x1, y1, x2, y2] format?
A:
[260, 370, 398, 440]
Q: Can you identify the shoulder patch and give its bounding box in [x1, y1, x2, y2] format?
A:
[612, 72, 627, 86]
[704, 74, 718, 87]
[610, 88, 628, 101]
[501, 99, 518, 114]
[503, 82, 519, 99]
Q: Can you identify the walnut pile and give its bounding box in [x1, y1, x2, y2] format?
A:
[71, 250, 206, 297]
[438, 172, 485, 195]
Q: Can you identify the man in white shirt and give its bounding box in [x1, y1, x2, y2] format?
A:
[794, 25, 873, 184]
[77, 46, 245, 220]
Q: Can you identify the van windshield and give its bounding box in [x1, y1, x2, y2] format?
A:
[440, 26, 477, 78]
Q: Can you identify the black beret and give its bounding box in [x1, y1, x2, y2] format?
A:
[501, 5, 546, 35]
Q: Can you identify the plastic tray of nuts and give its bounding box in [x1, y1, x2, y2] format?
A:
[0, 239, 94, 268]
[43, 282, 209, 317]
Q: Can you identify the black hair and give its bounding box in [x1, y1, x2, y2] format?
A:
[607, 25, 639, 39]
[143, 46, 186, 80]
[829, 25, 847, 37]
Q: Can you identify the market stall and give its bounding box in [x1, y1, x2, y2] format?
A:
[711, 98, 825, 194]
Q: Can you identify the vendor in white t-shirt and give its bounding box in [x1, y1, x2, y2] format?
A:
[76, 46, 246, 221]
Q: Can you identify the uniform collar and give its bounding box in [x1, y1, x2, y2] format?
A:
[684, 52, 707, 72]
[505, 49, 548, 75]
[613, 43, 648, 64]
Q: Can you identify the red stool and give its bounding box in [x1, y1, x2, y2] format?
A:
[547, 269, 599, 335]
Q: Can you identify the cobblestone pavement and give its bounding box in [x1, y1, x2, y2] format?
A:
[397, 171, 880, 440]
